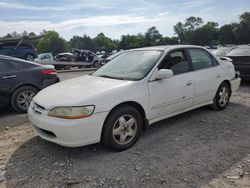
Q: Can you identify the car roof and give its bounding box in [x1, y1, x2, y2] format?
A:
[127, 45, 204, 52]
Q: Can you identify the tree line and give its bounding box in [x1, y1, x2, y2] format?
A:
[1, 12, 249, 54]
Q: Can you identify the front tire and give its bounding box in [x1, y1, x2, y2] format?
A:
[211, 82, 231, 110]
[11, 86, 38, 113]
[102, 106, 143, 151]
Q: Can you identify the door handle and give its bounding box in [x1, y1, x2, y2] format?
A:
[2, 75, 16, 79]
[216, 74, 221, 78]
[186, 81, 193, 86]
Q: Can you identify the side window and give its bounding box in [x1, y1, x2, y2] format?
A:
[19, 44, 32, 49]
[188, 49, 214, 71]
[0, 59, 25, 71]
[159, 50, 189, 75]
[2, 43, 17, 49]
[44, 54, 51, 59]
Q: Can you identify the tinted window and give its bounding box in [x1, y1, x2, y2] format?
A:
[0, 59, 26, 71]
[188, 49, 213, 70]
[1, 43, 17, 49]
[44, 54, 51, 59]
[19, 44, 32, 49]
[159, 50, 189, 75]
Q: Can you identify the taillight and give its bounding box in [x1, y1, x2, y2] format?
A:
[41, 69, 56, 75]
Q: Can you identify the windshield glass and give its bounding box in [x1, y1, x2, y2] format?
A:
[93, 50, 162, 81]
[227, 48, 250, 56]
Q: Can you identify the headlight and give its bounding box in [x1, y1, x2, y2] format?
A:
[48, 105, 95, 119]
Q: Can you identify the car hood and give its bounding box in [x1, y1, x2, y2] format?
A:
[33, 75, 132, 109]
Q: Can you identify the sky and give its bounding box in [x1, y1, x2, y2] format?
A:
[0, 0, 249, 40]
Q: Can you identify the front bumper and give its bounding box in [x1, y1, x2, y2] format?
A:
[28, 102, 108, 147]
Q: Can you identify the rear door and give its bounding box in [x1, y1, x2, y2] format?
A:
[187, 48, 222, 105]
[0, 59, 20, 107]
[0, 59, 36, 94]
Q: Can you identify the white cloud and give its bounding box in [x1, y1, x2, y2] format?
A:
[181, 0, 211, 8]
[0, 1, 110, 11]
[158, 12, 170, 17]
[0, 14, 155, 36]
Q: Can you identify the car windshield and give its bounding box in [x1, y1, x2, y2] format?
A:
[93, 50, 163, 81]
[227, 48, 250, 56]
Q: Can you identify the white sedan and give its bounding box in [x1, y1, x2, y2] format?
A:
[28, 45, 241, 151]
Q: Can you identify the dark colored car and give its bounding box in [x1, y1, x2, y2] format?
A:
[0, 55, 59, 112]
[226, 46, 250, 81]
[0, 42, 38, 61]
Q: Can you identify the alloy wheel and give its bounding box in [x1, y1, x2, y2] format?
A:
[218, 86, 229, 107]
[17, 90, 36, 110]
[112, 114, 138, 145]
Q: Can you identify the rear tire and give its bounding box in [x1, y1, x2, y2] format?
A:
[11, 86, 38, 113]
[211, 82, 231, 110]
[102, 106, 143, 151]
[25, 54, 35, 61]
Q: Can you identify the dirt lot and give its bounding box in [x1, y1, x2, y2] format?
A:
[0, 82, 250, 188]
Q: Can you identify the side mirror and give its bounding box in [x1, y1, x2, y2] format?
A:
[153, 69, 173, 80]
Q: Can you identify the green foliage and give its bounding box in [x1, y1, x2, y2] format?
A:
[69, 35, 96, 51]
[144, 26, 163, 46]
[35, 31, 68, 54]
[218, 24, 237, 44]
[93, 33, 118, 52]
[119, 34, 144, 49]
[174, 12, 250, 45]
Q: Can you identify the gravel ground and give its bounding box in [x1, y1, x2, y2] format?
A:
[0, 82, 250, 188]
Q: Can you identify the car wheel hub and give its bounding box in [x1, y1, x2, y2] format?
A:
[112, 115, 137, 145]
[218, 87, 229, 107]
[18, 90, 35, 109]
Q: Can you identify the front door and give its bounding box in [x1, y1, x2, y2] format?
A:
[148, 49, 195, 121]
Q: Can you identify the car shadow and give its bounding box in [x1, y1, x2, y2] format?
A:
[4, 102, 250, 188]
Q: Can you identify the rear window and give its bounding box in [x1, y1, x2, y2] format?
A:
[227, 48, 250, 56]
[0, 58, 35, 71]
